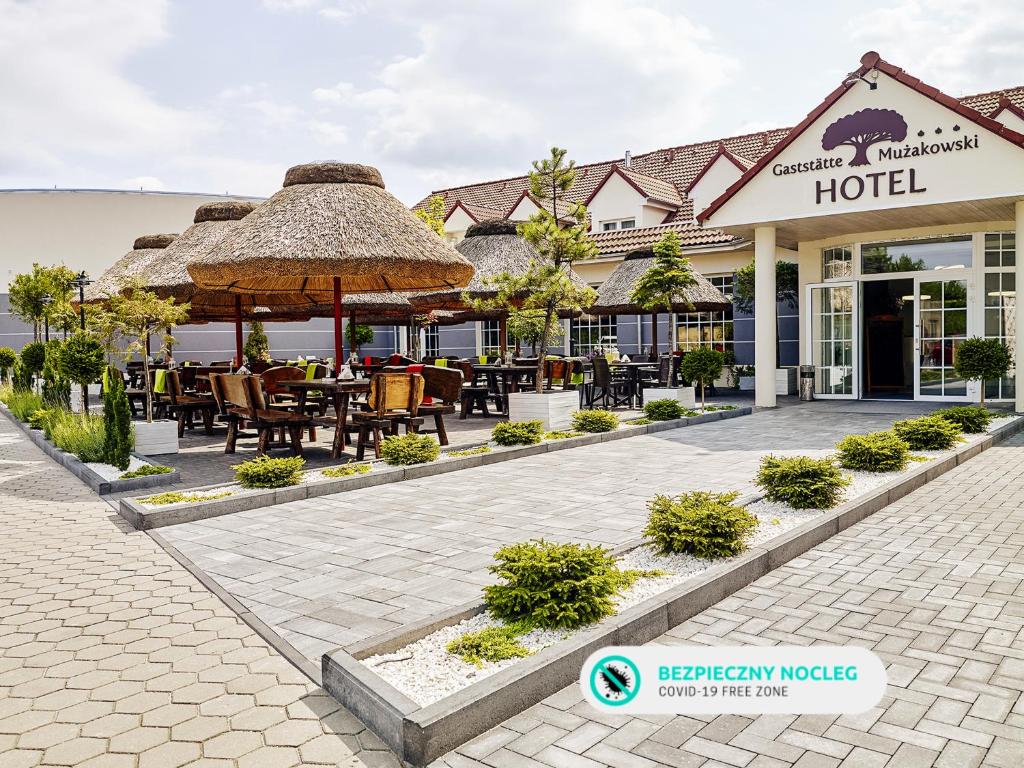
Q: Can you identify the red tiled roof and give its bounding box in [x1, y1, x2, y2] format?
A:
[583, 165, 682, 207]
[699, 52, 1024, 224]
[443, 199, 505, 224]
[684, 143, 753, 194]
[589, 221, 739, 257]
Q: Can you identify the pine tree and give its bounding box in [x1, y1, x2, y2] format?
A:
[630, 232, 697, 354]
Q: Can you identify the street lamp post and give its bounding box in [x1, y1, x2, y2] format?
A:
[70, 271, 92, 331]
[40, 294, 53, 343]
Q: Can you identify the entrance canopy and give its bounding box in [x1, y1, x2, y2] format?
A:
[698, 52, 1024, 248]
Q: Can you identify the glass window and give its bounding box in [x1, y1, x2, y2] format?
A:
[985, 232, 1016, 268]
[571, 315, 616, 355]
[983, 266, 1016, 401]
[602, 221, 618, 231]
[810, 285, 854, 396]
[620, 219, 636, 230]
[861, 235, 971, 274]
[674, 274, 734, 358]
[822, 246, 852, 279]
[423, 325, 440, 358]
[479, 319, 501, 356]
[918, 279, 968, 397]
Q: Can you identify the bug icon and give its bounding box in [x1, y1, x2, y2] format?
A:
[589, 655, 641, 707]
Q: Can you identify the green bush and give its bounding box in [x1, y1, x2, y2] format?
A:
[643, 398, 685, 421]
[346, 323, 375, 349]
[544, 430, 582, 440]
[379, 433, 440, 465]
[892, 415, 962, 450]
[233, 455, 306, 488]
[41, 340, 70, 410]
[49, 412, 106, 463]
[492, 420, 544, 446]
[626, 417, 652, 426]
[953, 337, 1012, 404]
[446, 623, 532, 667]
[11, 360, 33, 392]
[59, 333, 105, 412]
[3, 389, 44, 421]
[119, 464, 173, 479]
[0, 347, 16, 382]
[933, 405, 993, 434]
[571, 409, 619, 433]
[680, 348, 725, 409]
[836, 431, 910, 472]
[102, 367, 133, 470]
[243, 320, 271, 363]
[27, 407, 54, 432]
[20, 341, 45, 375]
[447, 445, 492, 457]
[139, 490, 233, 506]
[755, 455, 850, 510]
[644, 491, 758, 559]
[484, 540, 624, 629]
[321, 463, 372, 478]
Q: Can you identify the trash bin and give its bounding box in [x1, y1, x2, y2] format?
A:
[799, 365, 815, 401]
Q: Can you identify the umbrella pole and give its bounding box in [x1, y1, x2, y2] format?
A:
[651, 312, 658, 358]
[499, 314, 508, 356]
[234, 295, 243, 369]
[333, 276, 343, 369]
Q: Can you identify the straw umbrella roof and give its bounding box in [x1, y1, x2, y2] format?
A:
[409, 218, 590, 318]
[82, 234, 178, 303]
[187, 162, 475, 302]
[588, 247, 732, 315]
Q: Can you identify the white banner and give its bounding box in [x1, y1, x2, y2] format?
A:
[580, 646, 887, 715]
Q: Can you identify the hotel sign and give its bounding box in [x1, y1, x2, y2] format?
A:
[770, 108, 981, 205]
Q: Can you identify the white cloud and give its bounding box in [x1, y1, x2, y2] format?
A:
[0, 0, 213, 180]
[309, 120, 349, 146]
[849, 1, 1024, 95]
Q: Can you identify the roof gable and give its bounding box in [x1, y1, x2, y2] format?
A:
[698, 51, 1024, 228]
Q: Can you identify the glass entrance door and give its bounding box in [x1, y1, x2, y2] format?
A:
[914, 276, 969, 400]
[807, 282, 858, 399]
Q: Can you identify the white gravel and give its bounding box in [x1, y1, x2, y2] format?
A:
[85, 455, 150, 481]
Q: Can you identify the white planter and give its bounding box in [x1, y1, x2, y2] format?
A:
[714, 368, 733, 389]
[70, 384, 102, 413]
[506, 390, 579, 431]
[134, 420, 179, 456]
[643, 387, 696, 409]
[776, 367, 797, 396]
[738, 376, 756, 391]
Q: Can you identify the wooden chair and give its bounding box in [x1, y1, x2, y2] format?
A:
[353, 373, 425, 460]
[241, 375, 315, 457]
[210, 374, 252, 454]
[165, 370, 216, 438]
[545, 359, 573, 391]
[409, 366, 461, 445]
[455, 360, 491, 419]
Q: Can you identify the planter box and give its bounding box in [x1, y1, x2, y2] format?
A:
[739, 376, 755, 391]
[506, 390, 578, 431]
[714, 367, 732, 389]
[776, 367, 796, 395]
[134, 419, 179, 455]
[643, 386, 696, 409]
[70, 384, 102, 413]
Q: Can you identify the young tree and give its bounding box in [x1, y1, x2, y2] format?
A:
[630, 232, 697, 355]
[60, 332, 106, 412]
[243, 321, 271, 364]
[954, 337, 1012, 405]
[821, 108, 908, 166]
[415, 194, 447, 236]
[0, 347, 16, 383]
[680, 347, 725, 411]
[106, 278, 190, 422]
[102, 365, 132, 470]
[475, 148, 596, 392]
[733, 259, 799, 368]
[346, 323, 374, 356]
[506, 309, 558, 355]
[7, 264, 78, 342]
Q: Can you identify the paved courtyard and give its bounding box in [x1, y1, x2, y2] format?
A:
[0, 414, 394, 767]
[436, 431, 1024, 768]
[157, 401, 943, 664]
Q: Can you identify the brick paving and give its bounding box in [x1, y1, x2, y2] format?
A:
[157, 402, 939, 663]
[434, 432, 1024, 768]
[0, 414, 396, 767]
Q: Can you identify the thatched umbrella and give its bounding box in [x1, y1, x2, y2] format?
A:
[589, 247, 731, 355]
[187, 162, 474, 365]
[83, 234, 178, 304]
[409, 219, 589, 353]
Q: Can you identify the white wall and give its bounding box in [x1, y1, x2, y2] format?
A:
[689, 155, 744, 221]
[587, 171, 645, 231]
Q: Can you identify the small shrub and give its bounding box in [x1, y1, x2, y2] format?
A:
[446, 623, 532, 667]
[321, 463, 372, 478]
[102, 366, 133, 470]
[704, 404, 737, 412]
[20, 341, 45, 375]
[571, 409, 619, 433]
[680, 348, 725, 409]
[933, 405, 993, 434]
[836, 431, 910, 472]
[447, 445, 492, 457]
[140, 491, 233, 506]
[492, 420, 544, 446]
[612, 568, 669, 590]
[484, 540, 624, 629]
[28, 407, 54, 431]
[643, 398, 685, 421]
[119, 464, 173, 479]
[544, 430, 583, 440]
[892, 415, 963, 450]
[59, 332, 105, 412]
[233, 455, 306, 488]
[3, 390, 44, 421]
[626, 417, 652, 426]
[379, 433, 440, 465]
[0, 347, 16, 382]
[50, 412, 106, 463]
[953, 337, 1012, 404]
[644, 491, 758, 559]
[755, 455, 850, 510]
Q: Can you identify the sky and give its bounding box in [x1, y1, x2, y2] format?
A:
[3, 0, 1024, 206]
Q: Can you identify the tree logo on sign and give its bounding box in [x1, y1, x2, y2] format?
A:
[821, 108, 908, 166]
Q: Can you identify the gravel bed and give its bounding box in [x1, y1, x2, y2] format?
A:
[85, 455, 151, 481]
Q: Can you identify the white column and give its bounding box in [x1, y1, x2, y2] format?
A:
[755, 226, 777, 408]
[1015, 202, 1024, 412]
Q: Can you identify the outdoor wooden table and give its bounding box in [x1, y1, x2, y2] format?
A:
[609, 361, 658, 409]
[350, 363, 383, 377]
[474, 364, 537, 416]
[280, 379, 371, 458]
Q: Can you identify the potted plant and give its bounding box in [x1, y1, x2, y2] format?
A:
[106, 278, 189, 455]
[953, 337, 1012, 404]
[471, 147, 597, 429]
[733, 259, 799, 394]
[60, 331, 106, 413]
[346, 322, 374, 359]
[243, 320, 271, 366]
[680, 347, 725, 411]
